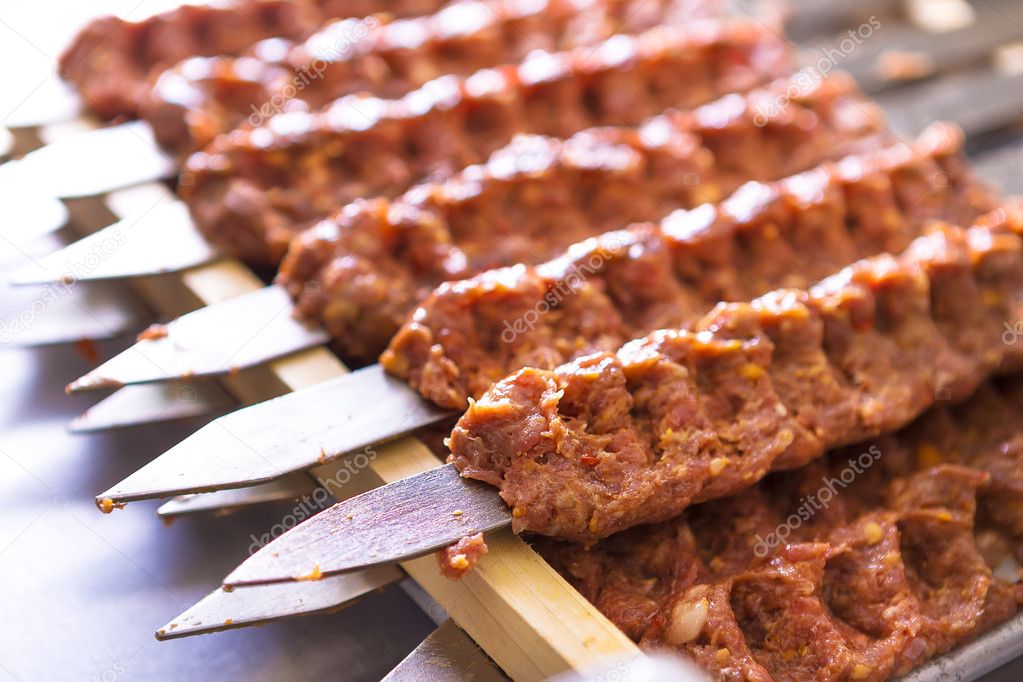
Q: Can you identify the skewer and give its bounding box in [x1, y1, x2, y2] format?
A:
[17, 51, 1022, 291]
[14, 120, 175, 199]
[12, 3, 764, 202]
[64, 78, 885, 387]
[0, 127, 11, 160]
[223, 212, 1023, 584]
[57, 178, 638, 678]
[155, 473, 313, 519]
[68, 6, 1023, 678]
[7, 201, 215, 284]
[0, 161, 69, 245]
[156, 565, 402, 640]
[67, 381, 235, 433]
[52, 0, 453, 126]
[0, 231, 146, 347]
[97, 364, 450, 501]
[67, 285, 328, 391]
[91, 127, 999, 503]
[0, 79, 81, 131]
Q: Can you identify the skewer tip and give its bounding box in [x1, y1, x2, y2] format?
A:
[67, 375, 124, 394]
[96, 497, 126, 514]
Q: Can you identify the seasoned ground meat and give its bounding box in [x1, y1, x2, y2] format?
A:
[537, 379, 1023, 679]
[58, 0, 450, 121]
[181, 18, 791, 265]
[384, 123, 995, 407]
[447, 207, 1023, 542]
[279, 72, 884, 360]
[436, 532, 489, 579]
[141, 0, 733, 155]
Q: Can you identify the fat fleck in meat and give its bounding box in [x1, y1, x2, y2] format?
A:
[383, 122, 995, 407]
[58, 0, 451, 121]
[538, 378, 1023, 679]
[181, 18, 791, 266]
[140, 0, 733, 155]
[447, 206, 1023, 542]
[278, 72, 884, 360]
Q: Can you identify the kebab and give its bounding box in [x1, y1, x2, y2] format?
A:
[14, 15, 788, 283]
[381, 123, 990, 407]
[536, 377, 1023, 680]
[51, 5, 1023, 678]
[58, 0, 454, 121]
[18, 4, 765, 210]
[25, 1, 1023, 670]
[220, 204, 1023, 585]
[93, 126, 997, 506]
[142, 0, 735, 157]
[61, 67, 869, 389]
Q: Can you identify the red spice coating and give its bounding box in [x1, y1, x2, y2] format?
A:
[278, 71, 884, 360]
[140, 0, 732, 155]
[59, 0, 450, 121]
[384, 122, 993, 407]
[181, 18, 791, 266]
[448, 206, 1023, 542]
[537, 377, 1023, 680]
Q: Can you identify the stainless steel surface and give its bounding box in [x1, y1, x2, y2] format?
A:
[97, 364, 451, 504]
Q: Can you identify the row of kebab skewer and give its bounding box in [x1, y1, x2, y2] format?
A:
[17, 0, 1023, 679]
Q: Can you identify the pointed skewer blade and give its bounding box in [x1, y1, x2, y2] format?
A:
[157, 473, 316, 519]
[68, 381, 235, 433]
[7, 201, 219, 285]
[0, 78, 82, 129]
[156, 565, 402, 640]
[16, 120, 174, 198]
[382, 619, 507, 682]
[223, 464, 511, 588]
[0, 279, 146, 346]
[67, 285, 327, 393]
[0, 162, 69, 244]
[96, 364, 451, 505]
